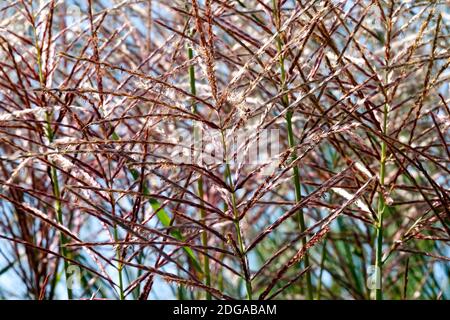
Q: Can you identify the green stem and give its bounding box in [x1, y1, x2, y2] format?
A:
[316, 237, 328, 300]
[272, 0, 313, 300]
[188, 38, 211, 300]
[402, 257, 409, 300]
[375, 102, 388, 300]
[220, 130, 252, 300]
[198, 178, 211, 299]
[33, 24, 72, 299]
[49, 160, 72, 300]
[337, 218, 364, 297]
[113, 225, 125, 300]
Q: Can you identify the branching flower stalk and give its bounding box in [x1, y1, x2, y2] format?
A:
[272, 0, 313, 300]
[115, 137, 203, 274]
[375, 3, 393, 300]
[1, 0, 449, 301]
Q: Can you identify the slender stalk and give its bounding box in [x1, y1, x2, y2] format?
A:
[272, 0, 313, 300]
[33, 25, 73, 300]
[187, 36, 211, 300]
[113, 224, 125, 300]
[375, 101, 388, 300]
[402, 257, 410, 300]
[225, 163, 253, 300]
[49, 160, 72, 300]
[316, 237, 328, 300]
[374, 1, 395, 300]
[338, 218, 364, 297]
[220, 130, 252, 300]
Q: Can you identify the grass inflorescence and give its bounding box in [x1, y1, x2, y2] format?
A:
[0, 0, 448, 300]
